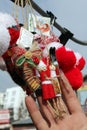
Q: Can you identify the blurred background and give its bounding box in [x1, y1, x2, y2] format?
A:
[0, 0, 87, 92]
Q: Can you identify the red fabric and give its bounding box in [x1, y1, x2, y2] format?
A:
[42, 84, 55, 100]
[76, 57, 86, 70]
[39, 57, 56, 100]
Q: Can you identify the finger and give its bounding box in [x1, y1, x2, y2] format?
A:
[25, 96, 48, 129]
[59, 71, 83, 114]
[37, 96, 56, 125]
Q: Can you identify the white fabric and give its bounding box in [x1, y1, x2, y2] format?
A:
[43, 42, 62, 57]
[37, 60, 46, 71]
[42, 80, 52, 84]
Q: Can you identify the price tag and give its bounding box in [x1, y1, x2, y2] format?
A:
[16, 27, 33, 49]
[28, 14, 51, 36]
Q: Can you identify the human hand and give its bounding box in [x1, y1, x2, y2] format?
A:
[25, 71, 87, 130]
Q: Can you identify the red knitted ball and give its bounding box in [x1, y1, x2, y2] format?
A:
[55, 46, 76, 72]
[76, 56, 86, 71]
[64, 67, 83, 90]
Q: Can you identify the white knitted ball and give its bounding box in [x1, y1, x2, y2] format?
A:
[0, 25, 10, 56]
[0, 12, 17, 28]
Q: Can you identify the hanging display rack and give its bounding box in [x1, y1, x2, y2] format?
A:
[10, 0, 87, 46]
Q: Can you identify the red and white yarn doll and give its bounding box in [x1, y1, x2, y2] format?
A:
[0, 12, 86, 119]
[0, 12, 41, 95]
[36, 51, 68, 118]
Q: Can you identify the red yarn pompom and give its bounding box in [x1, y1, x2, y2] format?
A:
[64, 67, 83, 90]
[76, 57, 86, 70]
[56, 46, 76, 72]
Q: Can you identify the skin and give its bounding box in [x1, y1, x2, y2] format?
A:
[25, 71, 87, 130]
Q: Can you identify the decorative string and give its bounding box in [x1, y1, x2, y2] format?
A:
[47, 100, 59, 116]
[12, 0, 19, 20]
[28, 0, 38, 24]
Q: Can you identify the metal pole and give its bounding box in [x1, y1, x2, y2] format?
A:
[10, 0, 87, 45]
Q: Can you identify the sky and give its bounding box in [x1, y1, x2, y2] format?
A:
[0, 0, 87, 92]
